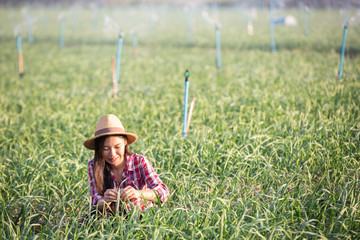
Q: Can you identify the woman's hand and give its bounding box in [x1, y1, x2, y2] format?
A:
[104, 189, 119, 203]
[120, 186, 141, 202]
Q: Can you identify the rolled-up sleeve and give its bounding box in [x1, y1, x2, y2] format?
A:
[88, 159, 104, 206]
[140, 156, 169, 203]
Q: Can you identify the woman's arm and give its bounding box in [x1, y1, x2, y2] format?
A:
[139, 155, 170, 203]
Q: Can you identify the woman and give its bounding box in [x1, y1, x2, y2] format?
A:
[84, 114, 169, 213]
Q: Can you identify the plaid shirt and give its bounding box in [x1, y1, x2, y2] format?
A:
[88, 153, 169, 211]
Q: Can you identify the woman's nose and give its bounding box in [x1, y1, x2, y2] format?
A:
[109, 148, 116, 157]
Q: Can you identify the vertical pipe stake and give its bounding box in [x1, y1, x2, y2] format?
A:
[115, 32, 124, 91]
[17, 35, 24, 77]
[338, 22, 348, 79]
[183, 70, 190, 137]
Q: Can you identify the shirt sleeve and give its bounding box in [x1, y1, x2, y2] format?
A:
[88, 159, 104, 206]
[139, 156, 169, 203]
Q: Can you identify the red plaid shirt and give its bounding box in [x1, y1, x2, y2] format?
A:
[88, 153, 169, 211]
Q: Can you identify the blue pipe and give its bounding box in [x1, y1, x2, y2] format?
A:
[216, 27, 221, 68]
[17, 35, 22, 53]
[183, 70, 190, 137]
[338, 24, 348, 79]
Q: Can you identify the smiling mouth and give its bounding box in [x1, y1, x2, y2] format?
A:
[108, 157, 118, 162]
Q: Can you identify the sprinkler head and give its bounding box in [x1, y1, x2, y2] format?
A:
[185, 70, 190, 79]
[343, 20, 349, 28]
[119, 30, 124, 38]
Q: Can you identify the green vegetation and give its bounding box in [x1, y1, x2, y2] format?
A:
[0, 6, 359, 239]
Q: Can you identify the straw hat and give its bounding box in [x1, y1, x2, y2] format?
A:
[83, 114, 138, 150]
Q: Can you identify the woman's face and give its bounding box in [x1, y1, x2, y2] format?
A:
[102, 136, 127, 168]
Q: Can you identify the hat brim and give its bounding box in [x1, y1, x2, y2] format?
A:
[83, 132, 138, 150]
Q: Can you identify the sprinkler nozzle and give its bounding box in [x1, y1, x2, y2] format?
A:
[185, 70, 190, 80]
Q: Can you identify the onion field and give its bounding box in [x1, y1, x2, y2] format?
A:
[1, 5, 360, 239]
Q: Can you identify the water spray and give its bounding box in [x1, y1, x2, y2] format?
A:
[338, 20, 348, 79]
[182, 70, 190, 138]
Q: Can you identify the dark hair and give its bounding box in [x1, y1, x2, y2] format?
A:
[93, 135, 132, 195]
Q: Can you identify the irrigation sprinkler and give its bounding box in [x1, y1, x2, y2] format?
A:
[182, 70, 190, 138]
[112, 56, 117, 97]
[338, 20, 348, 79]
[104, 15, 121, 39]
[115, 31, 124, 92]
[59, 17, 65, 49]
[185, 98, 196, 137]
[270, 0, 276, 52]
[16, 35, 24, 77]
[215, 24, 222, 69]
